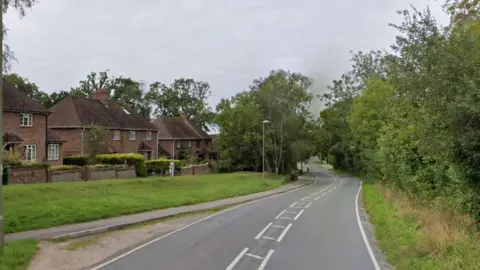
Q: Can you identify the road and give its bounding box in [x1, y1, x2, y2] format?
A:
[89, 169, 386, 270]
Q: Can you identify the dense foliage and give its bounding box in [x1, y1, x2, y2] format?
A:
[319, 3, 480, 220]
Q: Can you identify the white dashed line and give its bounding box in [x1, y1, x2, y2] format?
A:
[305, 202, 312, 209]
[301, 196, 309, 200]
[275, 209, 286, 219]
[313, 196, 320, 201]
[255, 222, 273, 240]
[279, 217, 293, 220]
[289, 202, 298, 207]
[245, 253, 264, 260]
[262, 236, 276, 240]
[225, 247, 249, 270]
[272, 225, 285, 229]
[258, 250, 275, 270]
[294, 210, 304, 220]
[277, 223, 292, 242]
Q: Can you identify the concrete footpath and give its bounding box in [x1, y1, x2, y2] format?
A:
[5, 178, 314, 242]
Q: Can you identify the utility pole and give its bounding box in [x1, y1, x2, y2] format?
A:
[0, 0, 5, 250]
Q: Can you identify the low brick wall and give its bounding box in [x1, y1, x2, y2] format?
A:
[181, 164, 211, 176]
[49, 169, 83, 183]
[9, 167, 47, 184]
[117, 167, 136, 179]
[89, 168, 117, 181]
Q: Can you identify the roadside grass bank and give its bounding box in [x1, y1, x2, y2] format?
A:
[4, 172, 283, 234]
[363, 184, 480, 270]
[0, 239, 38, 270]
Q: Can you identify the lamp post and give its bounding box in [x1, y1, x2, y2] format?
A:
[0, 0, 4, 250]
[262, 120, 270, 180]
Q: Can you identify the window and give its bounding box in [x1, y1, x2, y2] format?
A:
[24, 144, 36, 161]
[176, 141, 181, 148]
[188, 140, 192, 148]
[47, 144, 60, 160]
[129, 131, 136, 140]
[146, 131, 152, 140]
[20, 113, 33, 127]
[113, 130, 120, 140]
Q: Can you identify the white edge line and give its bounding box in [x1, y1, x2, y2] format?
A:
[275, 209, 287, 219]
[255, 222, 273, 240]
[293, 209, 304, 220]
[305, 202, 312, 209]
[258, 250, 275, 270]
[313, 196, 320, 201]
[289, 202, 298, 207]
[226, 247, 249, 270]
[277, 223, 292, 242]
[89, 180, 316, 270]
[355, 181, 381, 270]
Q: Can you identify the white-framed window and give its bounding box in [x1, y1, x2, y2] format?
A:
[176, 141, 181, 148]
[24, 144, 36, 161]
[188, 140, 192, 148]
[146, 131, 152, 140]
[129, 131, 136, 140]
[20, 113, 33, 127]
[47, 144, 60, 160]
[113, 130, 120, 140]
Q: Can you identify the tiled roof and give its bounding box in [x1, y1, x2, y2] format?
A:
[48, 96, 158, 131]
[153, 116, 211, 139]
[3, 81, 50, 114]
[47, 129, 65, 142]
[4, 132, 24, 143]
[138, 141, 154, 151]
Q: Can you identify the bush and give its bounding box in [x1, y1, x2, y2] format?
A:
[145, 159, 182, 175]
[50, 165, 80, 171]
[4, 148, 22, 166]
[7, 162, 50, 169]
[63, 155, 91, 166]
[96, 153, 147, 177]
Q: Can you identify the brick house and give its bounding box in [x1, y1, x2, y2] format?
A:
[152, 114, 214, 160]
[48, 89, 158, 160]
[3, 81, 65, 165]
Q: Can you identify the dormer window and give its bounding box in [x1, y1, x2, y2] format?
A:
[20, 113, 33, 127]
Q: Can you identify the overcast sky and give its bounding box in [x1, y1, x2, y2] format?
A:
[5, 0, 449, 113]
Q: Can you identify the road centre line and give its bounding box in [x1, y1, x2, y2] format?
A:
[275, 209, 286, 219]
[258, 250, 275, 270]
[289, 202, 298, 207]
[225, 247, 249, 270]
[313, 196, 320, 201]
[305, 202, 313, 208]
[279, 217, 292, 220]
[262, 236, 276, 240]
[272, 225, 285, 229]
[245, 253, 264, 260]
[301, 196, 309, 200]
[277, 223, 292, 242]
[294, 209, 304, 220]
[255, 222, 273, 240]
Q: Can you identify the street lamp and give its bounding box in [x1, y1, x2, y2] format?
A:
[262, 120, 270, 180]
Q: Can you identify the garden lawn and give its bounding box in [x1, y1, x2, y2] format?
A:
[4, 172, 283, 234]
[0, 239, 38, 270]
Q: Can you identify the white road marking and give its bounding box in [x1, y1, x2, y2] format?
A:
[275, 209, 287, 219]
[355, 182, 381, 270]
[313, 196, 320, 201]
[290, 206, 305, 209]
[255, 222, 273, 240]
[293, 209, 304, 220]
[312, 192, 317, 195]
[289, 202, 298, 207]
[305, 202, 313, 209]
[262, 236, 276, 240]
[258, 250, 275, 270]
[226, 247, 249, 270]
[279, 217, 292, 220]
[272, 225, 285, 229]
[88, 179, 317, 270]
[285, 211, 298, 214]
[301, 196, 310, 200]
[245, 253, 264, 260]
[277, 223, 292, 242]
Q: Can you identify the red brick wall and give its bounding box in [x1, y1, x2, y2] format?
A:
[159, 139, 213, 159]
[9, 167, 47, 184]
[180, 164, 211, 175]
[4, 111, 48, 162]
[52, 128, 158, 159]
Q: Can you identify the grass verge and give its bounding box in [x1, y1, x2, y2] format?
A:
[363, 183, 480, 270]
[4, 172, 283, 234]
[0, 239, 38, 270]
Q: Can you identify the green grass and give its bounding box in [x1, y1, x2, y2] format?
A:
[0, 240, 38, 270]
[363, 184, 480, 270]
[4, 172, 283, 234]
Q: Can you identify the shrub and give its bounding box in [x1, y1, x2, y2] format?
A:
[4, 148, 22, 166]
[9, 162, 50, 169]
[88, 164, 126, 170]
[96, 153, 146, 177]
[63, 155, 91, 166]
[50, 165, 80, 171]
[145, 159, 182, 175]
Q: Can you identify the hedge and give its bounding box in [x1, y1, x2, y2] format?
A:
[63, 155, 91, 166]
[96, 153, 147, 177]
[50, 165, 80, 171]
[145, 159, 182, 175]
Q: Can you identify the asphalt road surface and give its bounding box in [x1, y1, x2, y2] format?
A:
[89, 169, 384, 270]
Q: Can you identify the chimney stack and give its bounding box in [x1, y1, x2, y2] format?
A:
[92, 88, 109, 101]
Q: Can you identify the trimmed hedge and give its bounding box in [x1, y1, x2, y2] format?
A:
[63, 155, 90, 166]
[6, 162, 50, 169]
[145, 159, 182, 175]
[50, 165, 80, 171]
[96, 153, 147, 177]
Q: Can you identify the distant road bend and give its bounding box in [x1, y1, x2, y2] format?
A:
[89, 169, 383, 270]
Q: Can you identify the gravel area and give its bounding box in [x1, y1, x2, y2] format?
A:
[28, 213, 212, 270]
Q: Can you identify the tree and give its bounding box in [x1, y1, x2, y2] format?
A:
[3, 73, 47, 101]
[86, 124, 107, 157]
[146, 78, 214, 131]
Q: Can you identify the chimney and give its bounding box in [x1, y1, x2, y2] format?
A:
[92, 88, 109, 101]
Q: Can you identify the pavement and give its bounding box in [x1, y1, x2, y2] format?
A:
[5, 177, 314, 242]
[84, 168, 391, 270]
